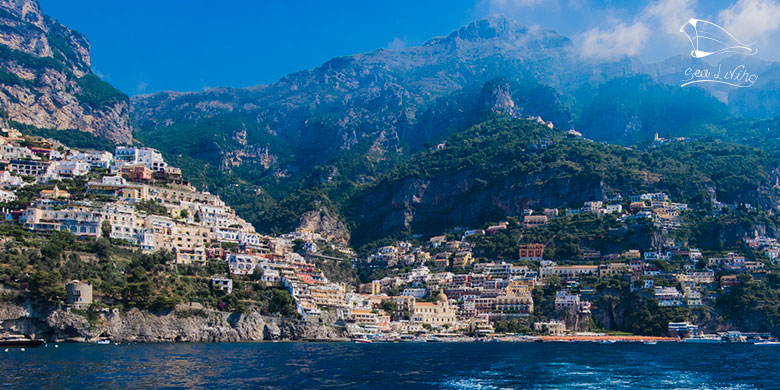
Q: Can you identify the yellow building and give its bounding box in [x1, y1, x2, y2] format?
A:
[309, 284, 346, 307]
[153, 222, 211, 264]
[452, 251, 474, 268]
[40, 185, 70, 199]
[598, 263, 629, 279]
[411, 291, 457, 328]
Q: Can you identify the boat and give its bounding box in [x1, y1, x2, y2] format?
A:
[683, 336, 722, 343]
[0, 334, 45, 348]
[96, 339, 111, 345]
[352, 338, 372, 344]
[644, 341, 658, 345]
[754, 341, 780, 345]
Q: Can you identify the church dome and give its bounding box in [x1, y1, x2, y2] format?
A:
[436, 290, 448, 303]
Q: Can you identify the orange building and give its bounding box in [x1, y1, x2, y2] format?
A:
[518, 243, 545, 260]
[120, 164, 152, 181]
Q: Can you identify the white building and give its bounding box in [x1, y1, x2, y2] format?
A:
[0, 170, 24, 187]
[655, 286, 683, 307]
[115, 146, 167, 171]
[0, 189, 17, 203]
[1, 145, 36, 160]
[9, 159, 52, 177]
[555, 290, 581, 310]
[227, 253, 257, 276]
[102, 203, 139, 242]
[211, 276, 233, 294]
[86, 151, 113, 168]
[56, 160, 90, 177]
[401, 288, 427, 299]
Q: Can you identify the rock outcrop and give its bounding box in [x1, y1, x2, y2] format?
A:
[297, 205, 350, 245]
[0, 303, 345, 342]
[0, 0, 131, 142]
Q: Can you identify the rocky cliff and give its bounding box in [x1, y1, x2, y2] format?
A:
[0, 303, 345, 342]
[297, 205, 350, 245]
[0, 0, 131, 142]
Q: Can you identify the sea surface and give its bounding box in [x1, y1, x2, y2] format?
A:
[1, 342, 778, 389]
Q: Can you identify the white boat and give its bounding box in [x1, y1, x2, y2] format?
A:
[754, 341, 780, 345]
[96, 339, 111, 345]
[683, 336, 722, 343]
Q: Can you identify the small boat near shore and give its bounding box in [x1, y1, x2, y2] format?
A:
[0, 334, 45, 348]
[753, 341, 780, 346]
[683, 336, 722, 344]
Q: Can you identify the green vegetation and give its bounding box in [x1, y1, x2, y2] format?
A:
[75, 73, 128, 109]
[0, 67, 34, 89]
[493, 318, 532, 334]
[134, 199, 169, 216]
[12, 120, 117, 151]
[575, 75, 731, 144]
[347, 116, 775, 246]
[0, 225, 297, 316]
[0, 42, 67, 74]
[716, 273, 780, 334]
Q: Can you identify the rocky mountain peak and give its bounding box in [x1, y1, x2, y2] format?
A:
[0, 0, 130, 142]
[481, 77, 516, 114]
[451, 16, 529, 42]
[0, 0, 46, 31]
[424, 15, 571, 50]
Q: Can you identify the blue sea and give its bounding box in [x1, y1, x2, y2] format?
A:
[1, 342, 778, 389]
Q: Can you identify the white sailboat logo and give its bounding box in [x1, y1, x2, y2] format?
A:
[680, 18, 757, 58]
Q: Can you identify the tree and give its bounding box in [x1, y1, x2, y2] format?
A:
[381, 300, 397, 318]
[101, 220, 111, 238]
[29, 270, 65, 305]
[249, 267, 264, 282]
[269, 289, 296, 316]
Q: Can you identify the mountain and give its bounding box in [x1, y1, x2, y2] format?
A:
[126, 16, 780, 240]
[131, 17, 580, 166]
[0, 0, 131, 142]
[346, 116, 779, 245]
[5, 10, 778, 243]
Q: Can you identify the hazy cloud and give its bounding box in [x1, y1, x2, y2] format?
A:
[579, 0, 696, 59]
[644, 0, 697, 36]
[387, 37, 407, 50]
[135, 80, 149, 93]
[718, 0, 780, 43]
[581, 21, 650, 59]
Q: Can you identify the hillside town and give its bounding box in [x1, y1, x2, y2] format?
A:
[1, 125, 778, 343]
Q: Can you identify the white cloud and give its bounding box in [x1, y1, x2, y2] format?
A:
[581, 21, 650, 59]
[644, 0, 697, 36]
[718, 0, 780, 43]
[579, 0, 697, 59]
[387, 37, 407, 50]
[486, 0, 545, 10]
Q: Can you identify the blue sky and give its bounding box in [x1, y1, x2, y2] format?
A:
[38, 0, 780, 95]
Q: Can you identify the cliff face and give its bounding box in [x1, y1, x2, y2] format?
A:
[350, 167, 605, 242]
[0, 0, 131, 142]
[297, 206, 350, 245]
[0, 303, 345, 342]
